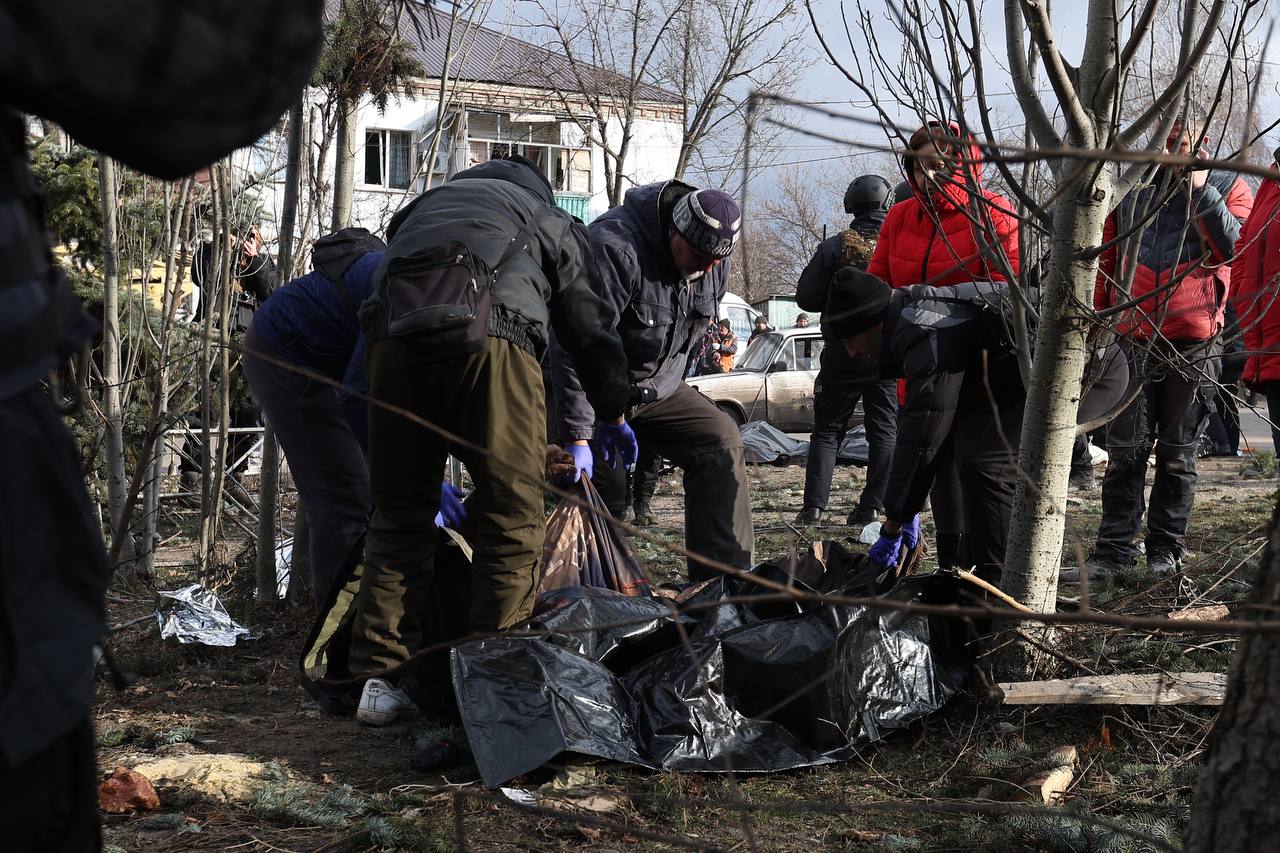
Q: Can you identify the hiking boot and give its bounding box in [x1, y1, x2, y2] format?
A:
[1147, 551, 1180, 574]
[633, 503, 655, 526]
[619, 506, 636, 523]
[357, 678, 416, 726]
[410, 736, 471, 773]
[794, 507, 822, 526]
[847, 506, 879, 525]
[1068, 468, 1095, 491]
[1060, 553, 1132, 583]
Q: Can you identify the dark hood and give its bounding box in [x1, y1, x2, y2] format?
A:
[386, 159, 556, 242]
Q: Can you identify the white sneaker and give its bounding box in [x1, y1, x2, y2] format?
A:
[357, 677, 415, 726]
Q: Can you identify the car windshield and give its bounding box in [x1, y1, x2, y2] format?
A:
[736, 333, 782, 372]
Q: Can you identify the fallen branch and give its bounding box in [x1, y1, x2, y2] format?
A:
[956, 569, 1036, 614]
[997, 672, 1226, 706]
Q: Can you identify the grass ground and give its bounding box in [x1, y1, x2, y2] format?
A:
[97, 455, 1275, 852]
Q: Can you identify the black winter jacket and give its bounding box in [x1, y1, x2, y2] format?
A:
[553, 180, 728, 440]
[0, 0, 323, 768]
[795, 214, 885, 382]
[877, 282, 1022, 522]
[373, 159, 629, 423]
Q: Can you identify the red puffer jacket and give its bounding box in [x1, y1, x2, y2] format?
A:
[1095, 169, 1252, 342]
[1231, 171, 1280, 386]
[867, 122, 1020, 288]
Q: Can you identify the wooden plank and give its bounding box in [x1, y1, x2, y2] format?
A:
[997, 672, 1226, 706]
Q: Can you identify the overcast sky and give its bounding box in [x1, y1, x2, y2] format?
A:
[499, 0, 1280, 204]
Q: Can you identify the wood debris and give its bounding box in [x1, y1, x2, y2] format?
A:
[997, 672, 1225, 706]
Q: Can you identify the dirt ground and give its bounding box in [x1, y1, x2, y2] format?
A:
[97, 454, 1277, 852]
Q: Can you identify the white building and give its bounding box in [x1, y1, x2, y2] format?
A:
[258, 6, 685, 239]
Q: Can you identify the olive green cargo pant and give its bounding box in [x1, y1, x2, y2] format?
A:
[349, 335, 546, 676]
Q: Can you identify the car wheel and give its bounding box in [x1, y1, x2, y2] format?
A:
[716, 402, 745, 426]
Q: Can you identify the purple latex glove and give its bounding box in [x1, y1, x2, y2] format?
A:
[595, 419, 639, 470]
[434, 482, 467, 530]
[568, 443, 594, 482]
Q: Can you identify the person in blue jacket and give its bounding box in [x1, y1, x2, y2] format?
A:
[243, 228, 402, 603]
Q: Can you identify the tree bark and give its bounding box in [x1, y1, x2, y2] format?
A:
[331, 95, 356, 231]
[97, 155, 138, 574]
[257, 100, 304, 603]
[1186, 499, 1280, 851]
[998, 161, 1114, 675]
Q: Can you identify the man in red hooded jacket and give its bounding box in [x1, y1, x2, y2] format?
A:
[1090, 115, 1253, 575]
[1230, 152, 1280, 453]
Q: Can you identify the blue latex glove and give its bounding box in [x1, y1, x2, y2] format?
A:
[900, 514, 921, 550]
[568, 443, 594, 482]
[595, 420, 639, 469]
[869, 528, 905, 568]
[434, 482, 467, 530]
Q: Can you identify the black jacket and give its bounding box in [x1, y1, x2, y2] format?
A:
[878, 282, 1021, 522]
[795, 214, 885, 381]
[0, 0, 323, 767]
[191, 242, 278, 324]
[374, 159, 629, 422]
[552, 180, 729, 440]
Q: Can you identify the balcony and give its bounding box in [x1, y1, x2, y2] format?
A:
[554, 192, 594, 223]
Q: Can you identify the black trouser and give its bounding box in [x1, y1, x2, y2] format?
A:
[1070, 433, 1092, 477]
[1095, 340, 1218, 563]
[628, 446, 663, 512]
[591, 382, 753, 580]
[0, 718, 99, 852]
[1206, 384, 1241, 453]
[940, 360, 1025, 582]
[242, 325, 370, 604]
[801, 372, 898, 514]
[1263, 381, 1280, 455]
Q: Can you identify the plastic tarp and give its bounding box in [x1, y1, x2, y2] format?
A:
[452, 545, 970, 788]
[738, 421, 869, 465]
[739, 421, 809, 464]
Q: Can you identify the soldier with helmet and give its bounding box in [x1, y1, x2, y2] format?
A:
[793, 173, 900, 527]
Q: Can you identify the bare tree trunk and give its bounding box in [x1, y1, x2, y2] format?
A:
[257, 100, 304, 603]
[999, 163, 1113, 674]
[97, 154, 138, 574]
[1186, 499, 1280, 851]
[331, 96, 356, 231]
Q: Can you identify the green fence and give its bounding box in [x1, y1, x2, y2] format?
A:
[554, 192, 593, 223]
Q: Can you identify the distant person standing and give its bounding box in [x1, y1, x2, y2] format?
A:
[748, 315, 774, 346]
[793, 313, 811, 328]
[1232, 152, 1280, 453]
[794, 173, 900, 527]
[1090, 111, 1252, 575]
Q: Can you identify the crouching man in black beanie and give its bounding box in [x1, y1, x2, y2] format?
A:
[824, 267, 1128, 583]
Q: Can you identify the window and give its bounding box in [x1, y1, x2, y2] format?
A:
[364, 129, 413, 189]
[738, 333, 782, 372]
[460, 113, 591, 195]
[794, 337, 824, 370]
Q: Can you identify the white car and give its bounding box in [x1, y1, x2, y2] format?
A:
[688, 327, 863, 433]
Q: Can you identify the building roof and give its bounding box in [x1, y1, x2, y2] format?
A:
[328, 1, 682, 106]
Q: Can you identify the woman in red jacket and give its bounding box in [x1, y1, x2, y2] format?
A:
[1232, 165, 1280, 453]
[865, 120, 1021, 570]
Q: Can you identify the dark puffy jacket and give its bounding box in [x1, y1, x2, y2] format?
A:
[866, 121, 1020, 289]
[1096, 168, 1251, 341]
[877, 282, 1021, 522]
[553, 180, 729, 440]
[191, 241, 278, 325]
[795, 214, 886, 381]
[1232, 171, 1280, 386]
[251, 250, 382, 446]
[0, 0, 323, 768]
[372, 159, 629, 423]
